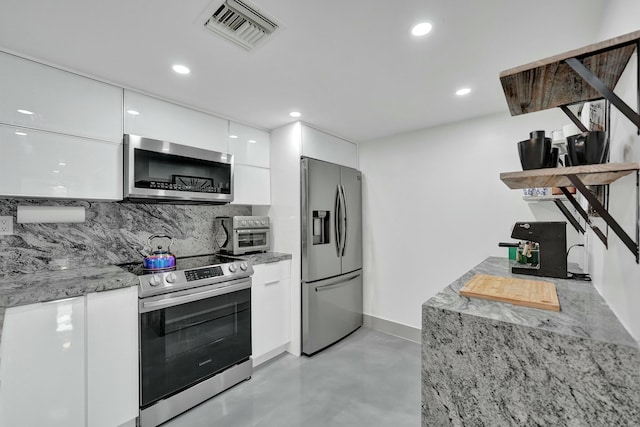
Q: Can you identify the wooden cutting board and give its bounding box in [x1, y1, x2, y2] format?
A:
[459, 274, 560, 311]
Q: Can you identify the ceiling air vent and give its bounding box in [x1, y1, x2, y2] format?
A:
[204, 0, 279, 51]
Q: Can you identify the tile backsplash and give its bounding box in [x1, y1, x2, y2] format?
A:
[0, 199, 250, 275]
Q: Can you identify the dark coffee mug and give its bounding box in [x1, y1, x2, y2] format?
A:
[566, 131, 608, 165]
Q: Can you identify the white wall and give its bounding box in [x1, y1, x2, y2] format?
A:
[359, 109, 577, 329]
[587, 0, 640, 340]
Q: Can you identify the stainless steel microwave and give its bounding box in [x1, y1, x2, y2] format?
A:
[124, 134, 234, 203]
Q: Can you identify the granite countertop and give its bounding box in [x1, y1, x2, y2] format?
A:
[0, 251, 291, 344]
[424, 256, 638, 348]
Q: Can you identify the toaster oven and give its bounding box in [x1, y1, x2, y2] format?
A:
[218, 216, 270, 255]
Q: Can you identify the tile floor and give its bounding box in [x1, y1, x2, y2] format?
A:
[164, 328, 420, 427]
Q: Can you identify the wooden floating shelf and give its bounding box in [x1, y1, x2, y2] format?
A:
[500, 162, 640, 190]
[500, 30, 640, 116]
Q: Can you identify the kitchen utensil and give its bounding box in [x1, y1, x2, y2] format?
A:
[143, 234, 176, 270]
[566, 131, 609, 165]
[517, 137, 552, 170]
[459, 274, 560, 311]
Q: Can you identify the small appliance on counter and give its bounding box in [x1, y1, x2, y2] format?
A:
[217, 215, 270, 255]
[499, 221, 568, 279]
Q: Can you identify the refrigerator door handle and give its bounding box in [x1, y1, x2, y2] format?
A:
[339, 184, 347, 257]
[314, 272, 361, 292]
[334, 184, 342, 256]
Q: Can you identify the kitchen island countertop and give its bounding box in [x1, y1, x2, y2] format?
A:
[421, 256, 640, 426]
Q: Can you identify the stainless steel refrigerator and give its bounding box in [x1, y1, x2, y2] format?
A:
[301, 157, 363, 355]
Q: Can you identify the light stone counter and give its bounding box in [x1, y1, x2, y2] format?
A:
[237, 252, 292, 265]
[422, 256, 640, 426]
[0, 266, 139, 343]
[0, 252, 292, 346]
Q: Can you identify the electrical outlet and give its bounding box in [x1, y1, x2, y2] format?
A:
[0, 216, 13, 235]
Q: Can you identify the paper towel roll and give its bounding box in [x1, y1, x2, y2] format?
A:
[17, 206, 86, 224]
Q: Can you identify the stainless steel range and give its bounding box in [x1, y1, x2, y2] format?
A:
[119, 254, 254, 427]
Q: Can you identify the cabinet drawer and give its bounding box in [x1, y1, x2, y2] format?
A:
[0, 52, 123, 143]
[253, 260, 290, 284]
[0, 124, 123, 200]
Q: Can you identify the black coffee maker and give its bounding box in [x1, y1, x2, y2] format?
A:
[509, 221, 567, 279]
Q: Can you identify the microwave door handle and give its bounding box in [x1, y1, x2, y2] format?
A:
[340, 185, 347, 257]
[335, 185, 341, 257]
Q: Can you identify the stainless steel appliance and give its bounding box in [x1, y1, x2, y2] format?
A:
[119, 254, 253, 427]
[301, 157, 363, 356]
[218, 216, 271, 255]
[124, 134, 234, 203]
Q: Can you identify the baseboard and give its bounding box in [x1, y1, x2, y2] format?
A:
[253, 343, 289, 367]
[363, 314, 421, 343]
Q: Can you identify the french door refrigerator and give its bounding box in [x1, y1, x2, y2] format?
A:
[301, 157, 363, 355]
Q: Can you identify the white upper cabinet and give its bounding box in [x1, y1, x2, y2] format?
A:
[300, 124, 358, 169]
[228, 121, 270, 167]
[124, 90, 228, 153]
[0, 297, 86, 427]
[0, 124, 122, 200]
[232, 164, 270, 205]
[0, 52, 123, 143]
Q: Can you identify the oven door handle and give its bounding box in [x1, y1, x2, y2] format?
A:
[235, 228, 270, 233]
[140, 279, 251, 313]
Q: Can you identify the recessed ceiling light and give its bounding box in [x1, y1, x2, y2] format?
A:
[172, 64, 190, 75]
[14, 131, 27, 136]
[52, 170, 60, 173]
[248, 140, 257, 144]
[456, 88, 472, 96]
[58, 162, 66, 166]
[17, 109, 34, 115]
[229, 135, 239, 139]
[411, 22, 432, 37]
[127, 110, 140, 115]
[290, 111, 301, 118]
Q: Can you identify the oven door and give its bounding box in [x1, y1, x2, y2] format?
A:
[138, 278, 251, 408]
[232, 228, 270, 254]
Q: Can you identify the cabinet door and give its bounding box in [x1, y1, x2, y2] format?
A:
[251, 260, 291, 365]
[0, 52, 123, 143]
[124, 90, 228, 153]
[86, 287, 138, 427]
[301, 125, 358, 168]
[0, 124, 123, 200]
[228, 121, 270, 167]
[0, 297, 86, 427]
[232, 164, 270, 205]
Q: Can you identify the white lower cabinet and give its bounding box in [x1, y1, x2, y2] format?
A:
[0, 297, 86, 427]
[232, 164, 271, 205]
[252, 260, 291, 366]
[86, 287, 138, 427]
[0, 287, 139, 427]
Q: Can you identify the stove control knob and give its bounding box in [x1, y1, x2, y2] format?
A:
[241, 220, 248, 226]
[240, 261, 248, 271]
[228, 263, 237, 273]
[148, 275, 163, 287]
[165, 273, 177, 283]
